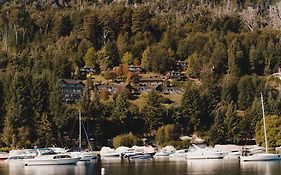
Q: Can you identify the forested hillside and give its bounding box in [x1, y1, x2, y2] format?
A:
[0, 0, 281, 149]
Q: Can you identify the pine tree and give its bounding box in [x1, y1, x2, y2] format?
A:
[142, 90, 165, 131]
[181, 86, 202, 133]
[2, 72, 34, 148]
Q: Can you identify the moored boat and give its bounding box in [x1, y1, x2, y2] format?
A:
[0, 152, 9, 160]
[24, 149, 80, 166]
[240, 94, 281, 162]
[169, 149, 188, 160]
[240, 153, 281, 162]
[100, 147, 121, 158]
[123, 148, 153, 160]
[155, 146, 176, 157]
[186, 144, 227, 160]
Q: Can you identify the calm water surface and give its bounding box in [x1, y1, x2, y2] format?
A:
[1, 158, 281, 175]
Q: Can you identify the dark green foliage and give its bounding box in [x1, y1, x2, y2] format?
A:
[155, 124, 178, 146]
[181, 86, 202, 133]
[255, 115, 281, 147]
[2, 72, 34, 148]
[142, 91, 165, 131]
[112, 132, 141, 148]
[0, 1, 281, 147]
[111, 90, 130, 123]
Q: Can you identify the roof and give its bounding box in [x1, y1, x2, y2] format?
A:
[60, 79, 84, 85]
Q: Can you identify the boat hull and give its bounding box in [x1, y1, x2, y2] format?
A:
[186, 151, 227, 160]
[25, 158, 80, 166]
[240, 153, 281, 162]
[128, 154, 152, 160]
[70, 151, 98, 161]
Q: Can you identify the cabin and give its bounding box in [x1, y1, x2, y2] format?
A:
[176, 60, 187, 70]
[138, 78, 164, 86]
[132, 85, 154, 94]
[80, 66, 96, 78]
[128, 65, 142, 74]
[165, 71, 185, 80]
[96, 84, 121, 94]
[155, 85, 183, 94]
[60, 79, 85, 102]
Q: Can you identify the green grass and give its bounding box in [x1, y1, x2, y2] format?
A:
[130, 93, 182, 108]
[90, 75, 109, 84]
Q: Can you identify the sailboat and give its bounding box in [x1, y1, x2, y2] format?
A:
[240, 93, 281, 162]
[67, 109, 98, 161]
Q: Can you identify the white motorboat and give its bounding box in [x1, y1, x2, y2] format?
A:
[240, 153, 281, 161]
[240, 94, 281, 162]
[100, 147, 121, 158]
[169, 149, 188, 160]
[0, 152, 9, 160]
[155, 146, 176, 157]
[24, 149, 80, 166]
[123, 148, 152, 160]
[5, 149, 37, 163]
[223, 151, 241, 160]
[67, 149, 98, 161]
[185, 144, 227, 159]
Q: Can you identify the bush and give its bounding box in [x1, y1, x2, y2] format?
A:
[113, 132, 142, 148]
[155, 124, 178, 146]
[170, 140, 191, 150]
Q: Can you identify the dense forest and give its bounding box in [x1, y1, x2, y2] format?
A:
[0, 0, 281, 149]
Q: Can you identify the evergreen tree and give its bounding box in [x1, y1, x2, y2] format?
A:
[2, 72, 34, 148]
[227, 38, 245, 76]
[225, 102, 240, 143]
[237, 75, 255, 110]
[221, 74, 238, 103]
[142, 90, 165, 131]
[181, 86, 202, 133]
[111, 90, 130, 125]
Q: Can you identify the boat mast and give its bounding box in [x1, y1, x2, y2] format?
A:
[260, 93, 268, 153]
[79, 109, 82, 149]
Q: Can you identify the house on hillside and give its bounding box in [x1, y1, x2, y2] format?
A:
[60, 79, 85, 102]
[176, 60, 187, 71]
[96, 83, 122, 94]
[80, 66, 96, 78]
[132, 85, 154, 94]
[165, 71, 185, 80]
[138, 77, 164, 86]
[128, 65, 142, 74]
[155, 85, 183, 94]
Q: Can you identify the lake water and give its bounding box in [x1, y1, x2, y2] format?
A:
[1, 158, 281, 175]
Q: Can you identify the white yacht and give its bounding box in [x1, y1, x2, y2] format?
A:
[155, 146, 176, 157]
[100, 147, 121, 158]
[67, 148, 98, 161]
[0, 152, 9, 160]
[185, 144, 227, 159]
[24, 149, 80, 166]
[240, 153, 281, 161]
[122, 148, 153, 160]
[5, 149, 37, 163]
[240, 94, 281, 162]
[223, 151, 241, 160]
[169, 149, 188, 160]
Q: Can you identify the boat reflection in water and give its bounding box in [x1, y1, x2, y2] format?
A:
[1, 159, 281, 175]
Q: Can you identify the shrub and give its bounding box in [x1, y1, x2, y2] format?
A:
[172, 140, 190, 150]
[155, 124, 178, 146]
[113, 132, 142, 148]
